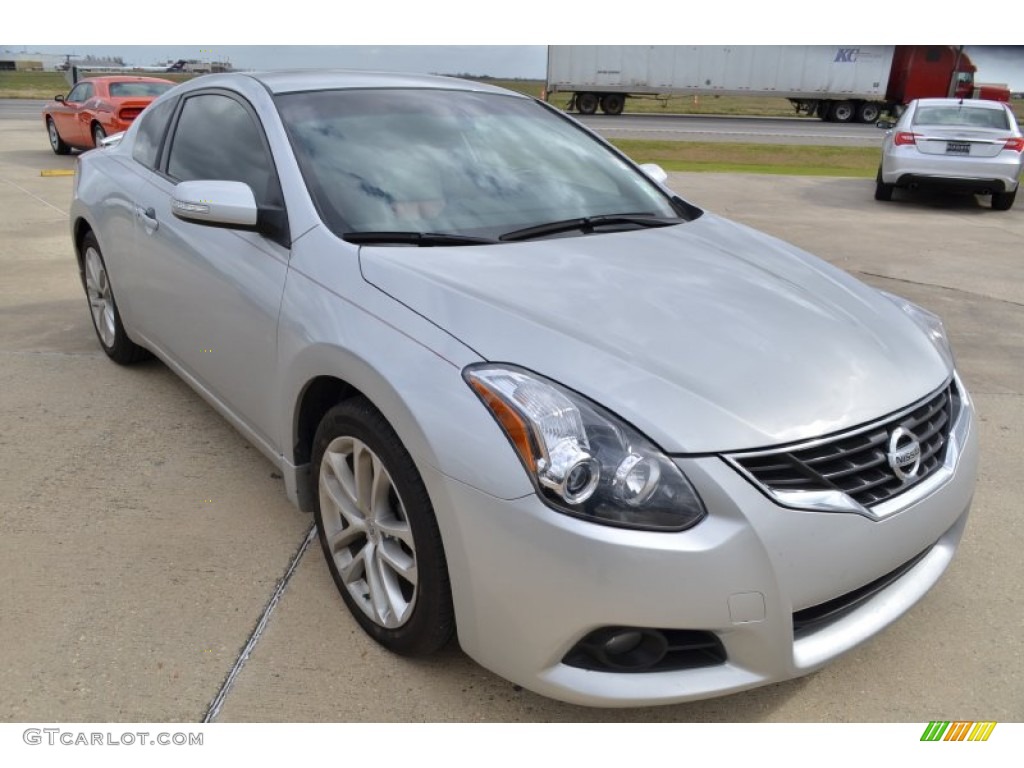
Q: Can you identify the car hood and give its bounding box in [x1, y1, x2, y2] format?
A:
[359, 214, 951, 453]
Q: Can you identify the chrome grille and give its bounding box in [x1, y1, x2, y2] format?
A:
[732, 382, 959, 508]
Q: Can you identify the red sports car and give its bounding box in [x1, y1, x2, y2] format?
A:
[43, 76, 176, 154]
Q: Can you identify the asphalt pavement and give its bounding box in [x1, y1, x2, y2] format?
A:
[0, 116, 1021, 722]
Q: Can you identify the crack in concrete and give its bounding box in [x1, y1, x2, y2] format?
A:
[854, 270, 1024, 310]
[0, 349, 103, 358]
[202, 522, 316, 723]
[0, 177, 69, 216]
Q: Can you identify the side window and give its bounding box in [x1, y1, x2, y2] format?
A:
[166, 93, 281, 207]
[132, 97, 176, 170]
[67, 83, 90, 102]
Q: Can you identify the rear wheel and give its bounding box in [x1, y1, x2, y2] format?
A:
[576, 92, 599, 115]
[600, 93, 625, 115]
[992, 188, 1017, 211]
[47, 117, 70, 155]
[81, 232, 150, 364]
[312, 398, 454, 656]
[91, 122, 107, 148]
[874, 167, 894, 202]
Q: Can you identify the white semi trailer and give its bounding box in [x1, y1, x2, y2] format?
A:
[546, 45, 983, 123]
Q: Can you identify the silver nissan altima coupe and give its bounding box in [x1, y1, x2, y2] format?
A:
[70, 71, 978, 707]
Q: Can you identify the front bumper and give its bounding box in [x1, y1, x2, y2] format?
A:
[422, 382, 979, 707]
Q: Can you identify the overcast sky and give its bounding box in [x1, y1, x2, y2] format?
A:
[3, 45, 1021, 88]
[6, 2, 1022, 87]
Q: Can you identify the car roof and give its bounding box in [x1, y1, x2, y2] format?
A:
[235, 69, 523, 97]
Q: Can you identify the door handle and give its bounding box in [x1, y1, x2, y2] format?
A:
[137, 206, 158, 232]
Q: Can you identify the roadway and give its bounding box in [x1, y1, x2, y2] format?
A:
[576, 112, 883, 146]
[4, 98, 883, 146]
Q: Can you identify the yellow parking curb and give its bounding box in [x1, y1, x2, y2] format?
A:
[40, 169, 76, 177]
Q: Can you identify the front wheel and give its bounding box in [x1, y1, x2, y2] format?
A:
[992, 188, 1017, 211]
[312, 398, 454, 656]
[47, 117, 70, 155]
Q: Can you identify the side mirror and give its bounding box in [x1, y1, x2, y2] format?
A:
[875, 120, 895, 130]
[171, 180, 258, 228]
[55, 95, 65, 103]
[639, 163, 668, 184]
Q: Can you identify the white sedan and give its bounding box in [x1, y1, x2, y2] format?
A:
[875, 97, 1023, 210]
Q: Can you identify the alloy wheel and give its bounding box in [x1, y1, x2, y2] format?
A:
[318, 436, 418, 629]
[84, 246, 116, 348]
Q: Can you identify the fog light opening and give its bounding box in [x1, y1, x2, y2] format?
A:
[591, 627, 668, 671]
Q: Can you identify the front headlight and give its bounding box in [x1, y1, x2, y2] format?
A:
[879, 291, 955, 368]
[464, 364, 706, 532]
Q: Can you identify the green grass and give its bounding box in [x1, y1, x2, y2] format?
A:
[609, 139, 880, 177]
[0, 70, 195, 99]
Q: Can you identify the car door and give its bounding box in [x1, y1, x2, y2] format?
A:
[56, 82, 92, 145]
[130, 89, 291, 451]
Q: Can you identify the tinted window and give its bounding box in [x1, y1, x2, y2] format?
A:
[276, 89, 680, 239]
[109, 82, 174, 98]
[166, 93, 280, 207]
[132, 97, 177, 170]
[914, 106, 1009, 130]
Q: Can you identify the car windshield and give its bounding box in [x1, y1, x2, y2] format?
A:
[108, 82, 175, 98]
[275, 88, 684, 242]
[913, 105, 1010, 130]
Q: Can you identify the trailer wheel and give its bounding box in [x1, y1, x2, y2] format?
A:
[576, 92, 599, 115]
[829, 101, 855, 123]
[600, 94, 625, 115]
[856, 102, 881, 123]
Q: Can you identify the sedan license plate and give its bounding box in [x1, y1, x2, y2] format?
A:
[946, 142, 970, 155]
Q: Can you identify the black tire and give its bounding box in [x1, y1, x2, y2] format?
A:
[47, 117, 70, 155]
[312, 397, 454, 656]
[856, 102, 881, 124]
[91, 122, 106, 148]
[576, 92, 599, 115]
[992, 188, 1017, 211]
[600, 93, 625, 115]
[830, 100, 855, 123]
[80, 231, 150, 364]
[874, 167, 894, 202]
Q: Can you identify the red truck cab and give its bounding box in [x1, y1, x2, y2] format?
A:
[888, 46, 977, 104]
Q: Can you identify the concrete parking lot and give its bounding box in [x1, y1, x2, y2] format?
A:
[1, 115, 1021, 722]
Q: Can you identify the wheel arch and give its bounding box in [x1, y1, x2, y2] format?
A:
[283, 337, 532, 511]
[72, 217, 95, 276]
[293, 374, 360, 468]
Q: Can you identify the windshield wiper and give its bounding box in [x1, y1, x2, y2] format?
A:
[499, 213, 681, 242]
[344, 231, 498, 247]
